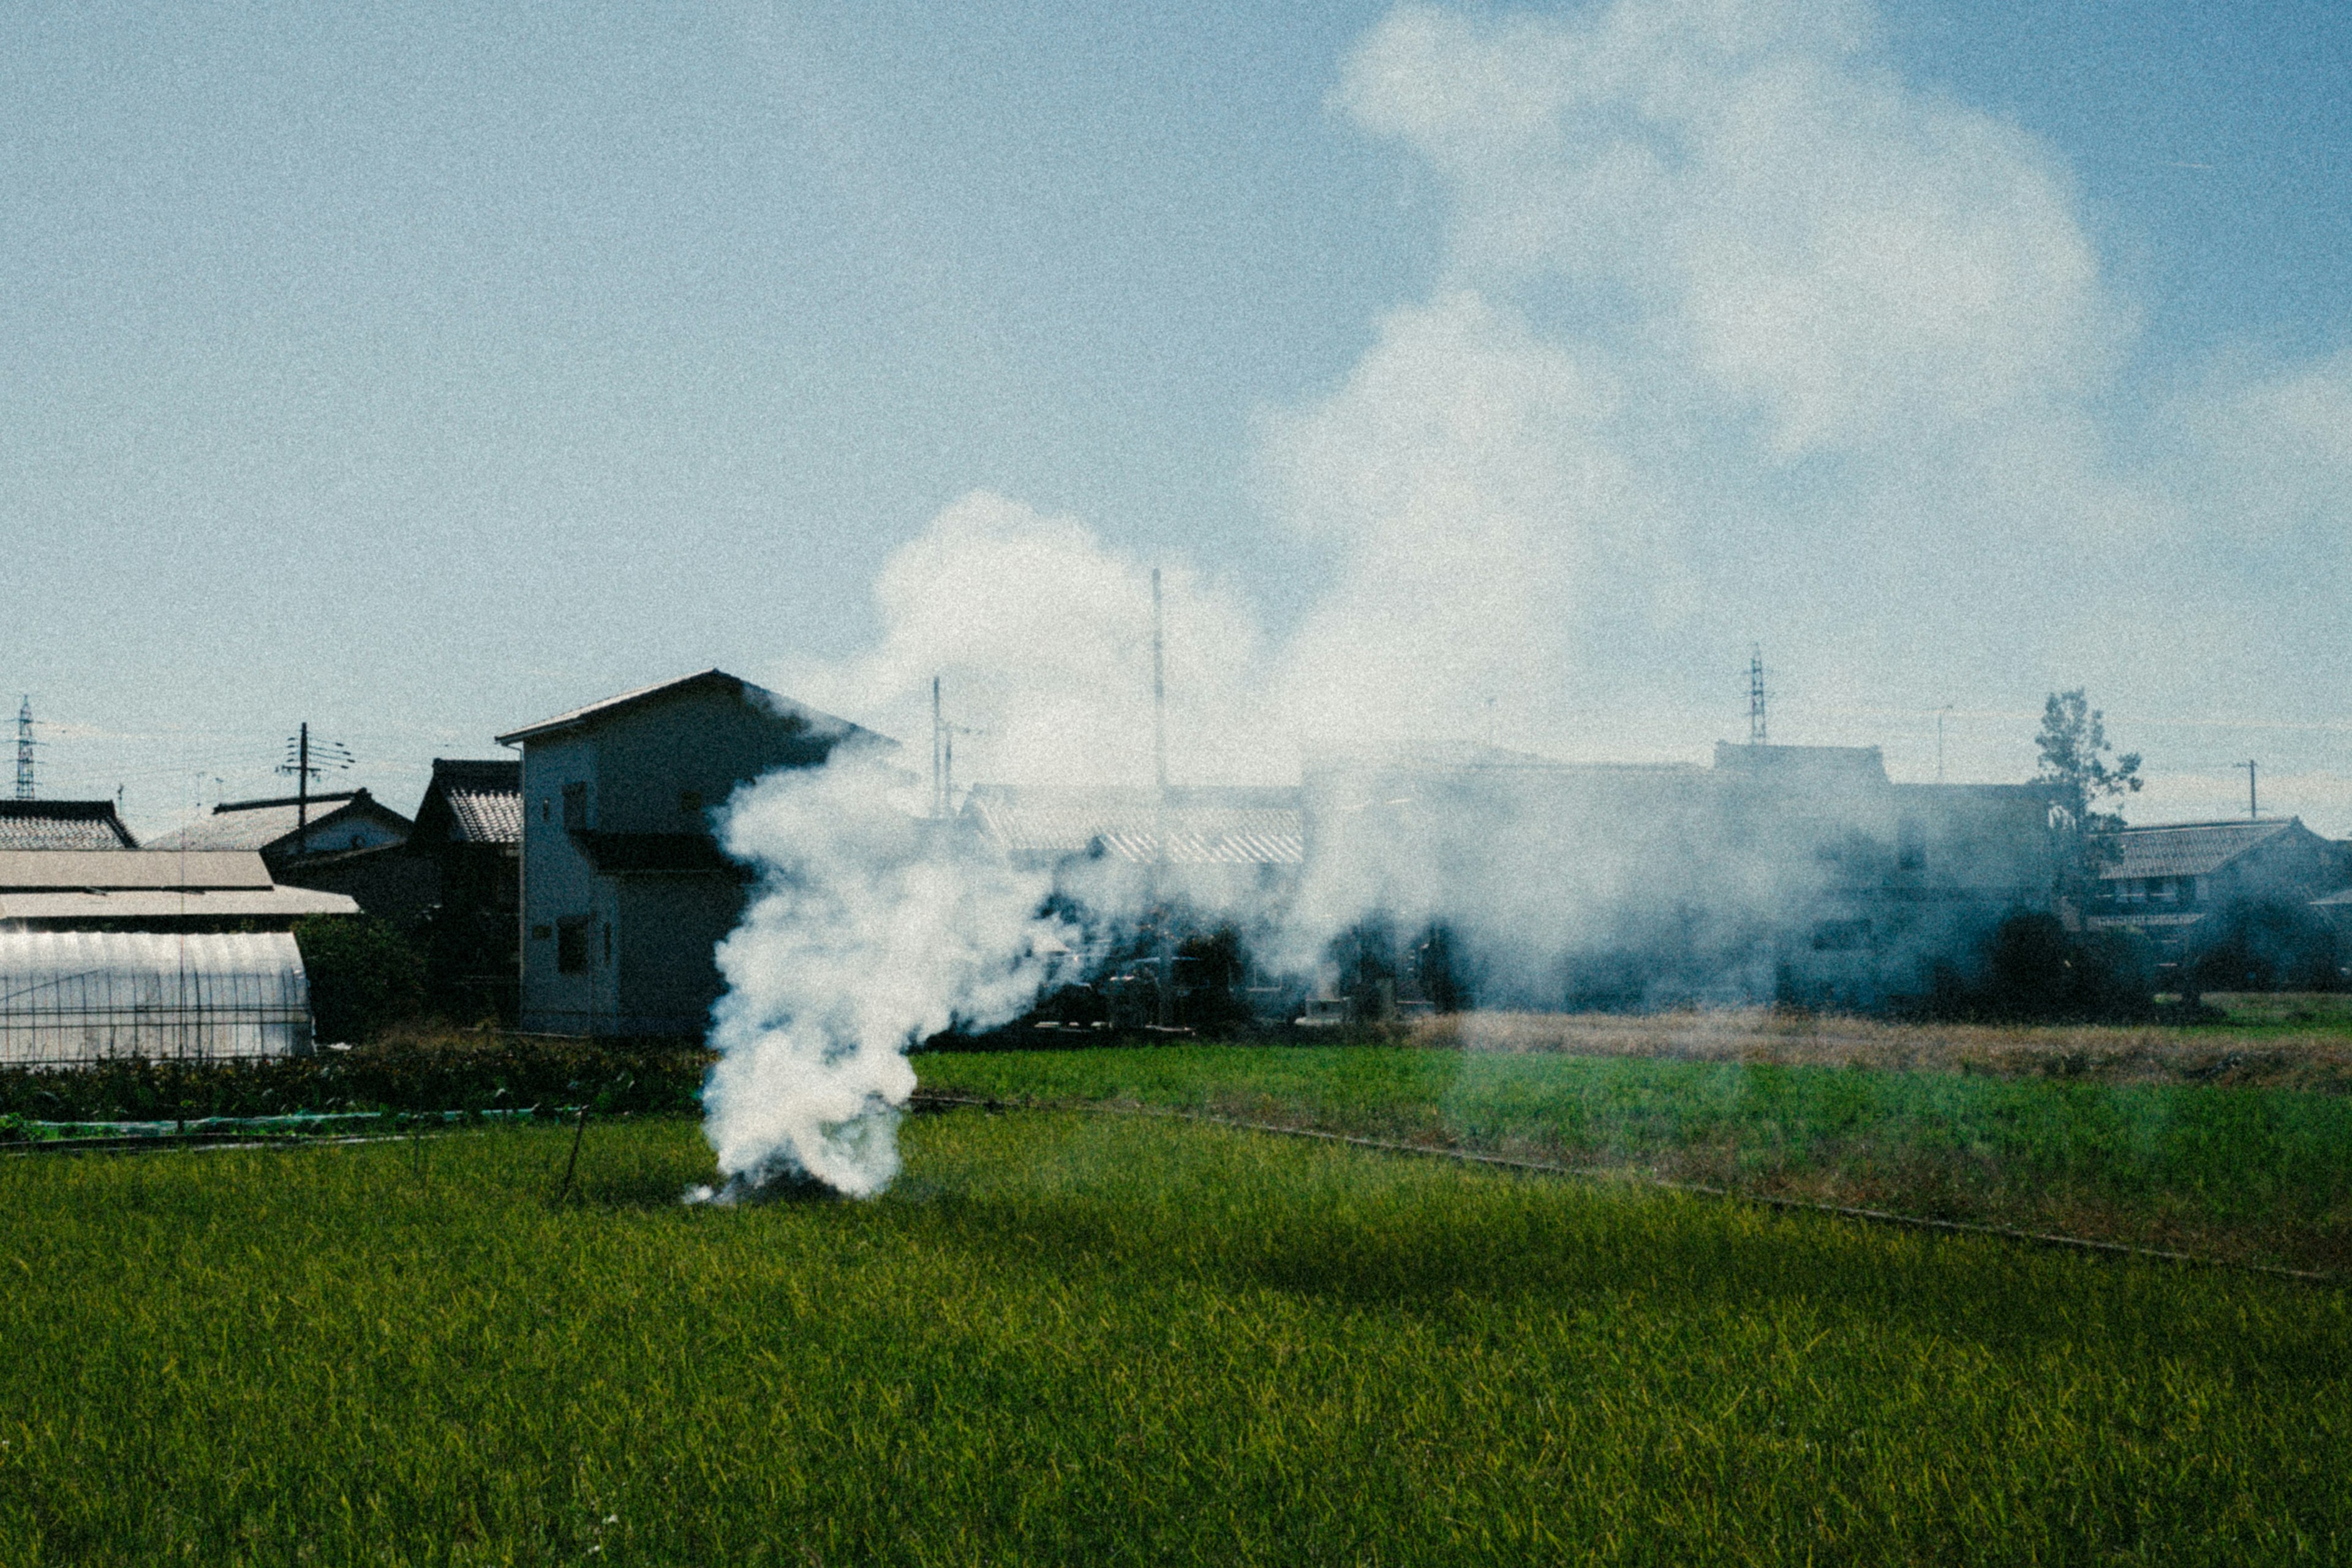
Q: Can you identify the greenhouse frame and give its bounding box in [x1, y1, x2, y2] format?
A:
[0, 930, 314, 1066]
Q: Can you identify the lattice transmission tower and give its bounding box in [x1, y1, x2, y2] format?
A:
[1747, 647, 1766, 745]
[14, 696, 33, 800]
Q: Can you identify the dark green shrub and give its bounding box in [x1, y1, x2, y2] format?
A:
[294, 916, 428, 1044]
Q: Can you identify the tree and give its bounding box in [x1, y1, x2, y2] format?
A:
[2035, 689, 2143, 900]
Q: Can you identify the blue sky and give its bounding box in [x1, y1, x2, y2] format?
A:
[3, 1, 2348, 833]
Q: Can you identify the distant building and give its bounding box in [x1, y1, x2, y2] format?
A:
[406, 758, 524, 1022]
[0, 799, 138, 850]
[2087, 817, 2350, 968]
[498, 670, 889, 1036]
[0, 850, 357, 930]
[1300, 742, 2059, 1013]
[147, 790, 413, 871]
[962, 783, 1308, 1028]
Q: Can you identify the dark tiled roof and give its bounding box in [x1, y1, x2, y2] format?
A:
[0, 799, 137, 850]
[2100, 820, 2300, 881]
[420, 759, 523, 846]
[965, 786, 1305, 865]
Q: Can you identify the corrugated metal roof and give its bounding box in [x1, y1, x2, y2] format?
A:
[2100, 820, 2301, 881]
[0, 801, 138, 850]
[145, 791, 410, 855]
[0, 930, 311, 1063]
[0, 888, 358, 921]
[0, 851, 272, 890]
[966, 787, 1304, 865]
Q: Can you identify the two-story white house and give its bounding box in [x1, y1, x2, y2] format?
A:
[497, 669, 889, 1036]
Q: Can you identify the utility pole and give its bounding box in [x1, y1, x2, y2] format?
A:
[932, 676, 946, 818]
[1152, 567, 1172, 1028]
[294, 723, 309, 853]
[279, 725, 353, 858]
[1747, 647, 1766, 745]
[14, 696, 34, 801]
[2241, 760, 2258, 821]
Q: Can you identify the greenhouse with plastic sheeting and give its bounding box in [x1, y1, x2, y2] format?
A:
[0, 931, 314, 1066]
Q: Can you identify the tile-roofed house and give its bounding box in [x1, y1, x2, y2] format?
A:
[145, 789, 413, 869]
[405, 758, 526, 1023]
[963, 785, 1305, 867]
[412, 758, 522, 848]
[0, 799, 138, 850]
[2089, 817, 2349, 966]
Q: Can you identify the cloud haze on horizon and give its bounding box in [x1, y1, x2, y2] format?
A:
[766, 0, 2351, 827]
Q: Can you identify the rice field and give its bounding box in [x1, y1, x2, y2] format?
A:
[2, 1097, 2346, 1565]
[920, 1042, 2352, 1276]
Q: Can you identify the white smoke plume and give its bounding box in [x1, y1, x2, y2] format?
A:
[699, 0, 2352, 1195]
[692, 747, 1076, 1200]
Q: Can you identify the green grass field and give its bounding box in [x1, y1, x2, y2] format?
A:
[920, 1044, 2352, 1275]
[3, 1081, 2348, 1566]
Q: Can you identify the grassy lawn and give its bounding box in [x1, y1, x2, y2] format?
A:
[918, 1044, 2352, 1275]
[3, 1107, 2348, 1566]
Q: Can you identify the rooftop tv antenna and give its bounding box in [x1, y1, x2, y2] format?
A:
[14, 696, 34, 800]
[1747, 646, 1766, 745]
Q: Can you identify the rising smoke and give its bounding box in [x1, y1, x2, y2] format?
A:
[699, 0, 2352, 1195]
[691, 748, 1078, 1199]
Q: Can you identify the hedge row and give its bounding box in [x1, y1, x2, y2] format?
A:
[0, 1034, 712, 1123]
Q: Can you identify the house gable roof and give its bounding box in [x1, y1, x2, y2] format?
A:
[144, 790, 413, 856]
[2100, 818, 2322, 882]
[412, 758, 523, 846]
[494, 668, 881, 748]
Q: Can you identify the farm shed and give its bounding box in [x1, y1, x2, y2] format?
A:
[0, 850, 357, 930]
[0, 930, 313, 1066]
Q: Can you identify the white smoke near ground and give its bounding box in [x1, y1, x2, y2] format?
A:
[691, 747, 1076, 1200]
[700, 0, 2352, 1196]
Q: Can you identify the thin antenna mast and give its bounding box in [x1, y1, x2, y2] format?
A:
[2241, 760, 2258, 821]
[14, 696, 34, 800]
[932, 676, 946, 818]
[1747, 647, 1766, 745]
[1151, 567, 1172, 1028]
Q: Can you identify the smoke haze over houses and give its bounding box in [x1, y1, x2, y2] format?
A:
[1, 0, 2347, 831]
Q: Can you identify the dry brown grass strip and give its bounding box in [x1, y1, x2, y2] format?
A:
[1417, 1009, 2352, 1093]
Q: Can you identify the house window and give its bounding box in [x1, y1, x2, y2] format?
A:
[556, 916, 590, 974]
[562, 782, 589, 831]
